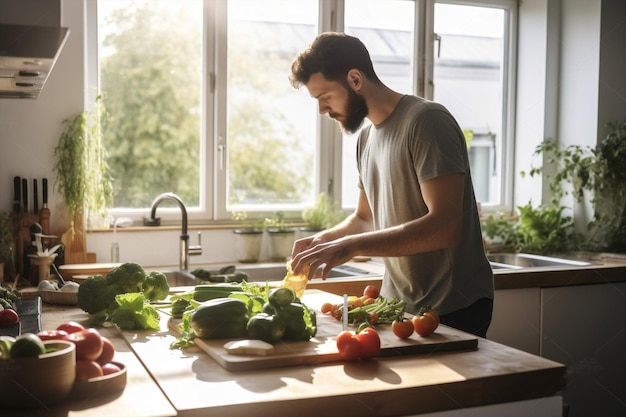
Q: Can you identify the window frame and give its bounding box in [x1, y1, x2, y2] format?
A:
[88, 0, 517, 225]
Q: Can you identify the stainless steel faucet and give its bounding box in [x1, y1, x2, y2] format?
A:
[145, 192, 202, 271]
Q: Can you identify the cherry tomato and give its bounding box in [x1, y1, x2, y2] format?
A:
[57, 321, 86, 334]
[391, 318, 414, 339]
[36, 329, 70, 341]
[336, 330, 362, 360]
[363, 285, 380, 299]
[320, 302, 333, 314]
[69, 328, 104, 361]
[96, 336, 115, 365]
[101, 362, 122, 376]
[75, 359, 103, 381]
[355, 327, 381, 359]
[423, 310, 440, 326]
[0, 309, 19, 325]
[412, 313, 438, 337]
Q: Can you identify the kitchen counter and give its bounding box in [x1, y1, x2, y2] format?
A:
[20, 290, 566, 417]
[305, 255, 626, 294]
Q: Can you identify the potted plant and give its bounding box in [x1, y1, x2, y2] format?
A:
[264, 212, 295, 261]
[481, 202, 582, 255]
[522, 120, 626, 252]
[232, 211, 264, 263]
[0, 211, 16, 281]
[53, 96, 113, 263]
[299, 193, 346, 238]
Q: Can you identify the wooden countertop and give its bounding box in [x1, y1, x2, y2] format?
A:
[31, 291, 565, 417]
[305, 255, 626, 293]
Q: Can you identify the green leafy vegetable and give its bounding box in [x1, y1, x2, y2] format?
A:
[108, 293, 161, 330]
[77, 262, 170, 330]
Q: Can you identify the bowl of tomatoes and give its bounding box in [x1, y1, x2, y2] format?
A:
[0, 337, 76, 408]
[71, 360, 127, 399]
[38, 321, 127, 400]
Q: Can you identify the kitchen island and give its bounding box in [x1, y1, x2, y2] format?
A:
[10, 288, 566, 417]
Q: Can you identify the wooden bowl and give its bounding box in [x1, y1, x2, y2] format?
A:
[58, 263, 121, 280]
[39, 290, 78, 305]
[0, 340, 76, 408]
[71, 361, 127, 399]
[70, 274, 91, 284]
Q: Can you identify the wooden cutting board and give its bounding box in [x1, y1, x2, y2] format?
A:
[169, 290, 478, 371]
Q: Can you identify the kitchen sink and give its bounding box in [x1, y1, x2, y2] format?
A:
[162, 264, 372, 287]
[236, 263, 372, 282]
[487, 253, 596, 270]
[163, 270, 197, 287]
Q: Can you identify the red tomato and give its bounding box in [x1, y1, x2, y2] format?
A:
[363, 285, 380, 299]
[69, 328, 104, 361]
[320, 302, 333, 314]
[75, 359, 103, 381]
[336, 331, 362, 360]
[355, 327, 381, 359]
[57, 321, 85, 334]
[101, 362, 122, 376]
[423, 310, 440, 326]
[36, 329, 70, 341]
[0, 309, 19, 324]
[412, 313, 438, 337]
[96, 336, 115, 365]
[391, 318, 414, 339]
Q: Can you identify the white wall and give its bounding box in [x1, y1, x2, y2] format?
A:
[0, 0, 85, 237]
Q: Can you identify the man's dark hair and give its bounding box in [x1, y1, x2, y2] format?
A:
[289, 32, 381, 88]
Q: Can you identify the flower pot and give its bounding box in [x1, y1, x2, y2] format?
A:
[297, 226, 323, 240]
[266, 228, 295, 261]
[233, 229, 263, 263]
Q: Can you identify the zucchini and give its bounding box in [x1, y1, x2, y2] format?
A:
[192, 283, 244, 302]
[190, 297, 248, 339]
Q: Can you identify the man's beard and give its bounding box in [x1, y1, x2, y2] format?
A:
[338, 87, 368, 134]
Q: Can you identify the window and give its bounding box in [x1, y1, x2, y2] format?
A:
[97, 1, 203, 211]
[432, 2, 513, 206]
[94, 0, 516, 224]
[223, 0, 319, 215]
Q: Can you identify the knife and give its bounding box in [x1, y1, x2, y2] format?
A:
[33, 178, 39, 214]
[22, 178, 28, 214]
[13, 176, 21, 213]
[40, 177, 50, 235]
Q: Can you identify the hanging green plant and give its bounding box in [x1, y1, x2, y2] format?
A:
[53, 95, 113, 232]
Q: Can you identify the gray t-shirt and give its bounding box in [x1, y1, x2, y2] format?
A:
[356, 95, 493, 316]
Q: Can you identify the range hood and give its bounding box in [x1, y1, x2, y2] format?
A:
[0, 24, 69, 99]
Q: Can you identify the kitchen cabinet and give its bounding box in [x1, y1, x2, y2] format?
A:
[541, 282, 626, 417]
[487, 288, 541, 355]
[488, 276, 626, 417]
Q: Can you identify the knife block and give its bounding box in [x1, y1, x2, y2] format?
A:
[12, 213, 39, 278]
